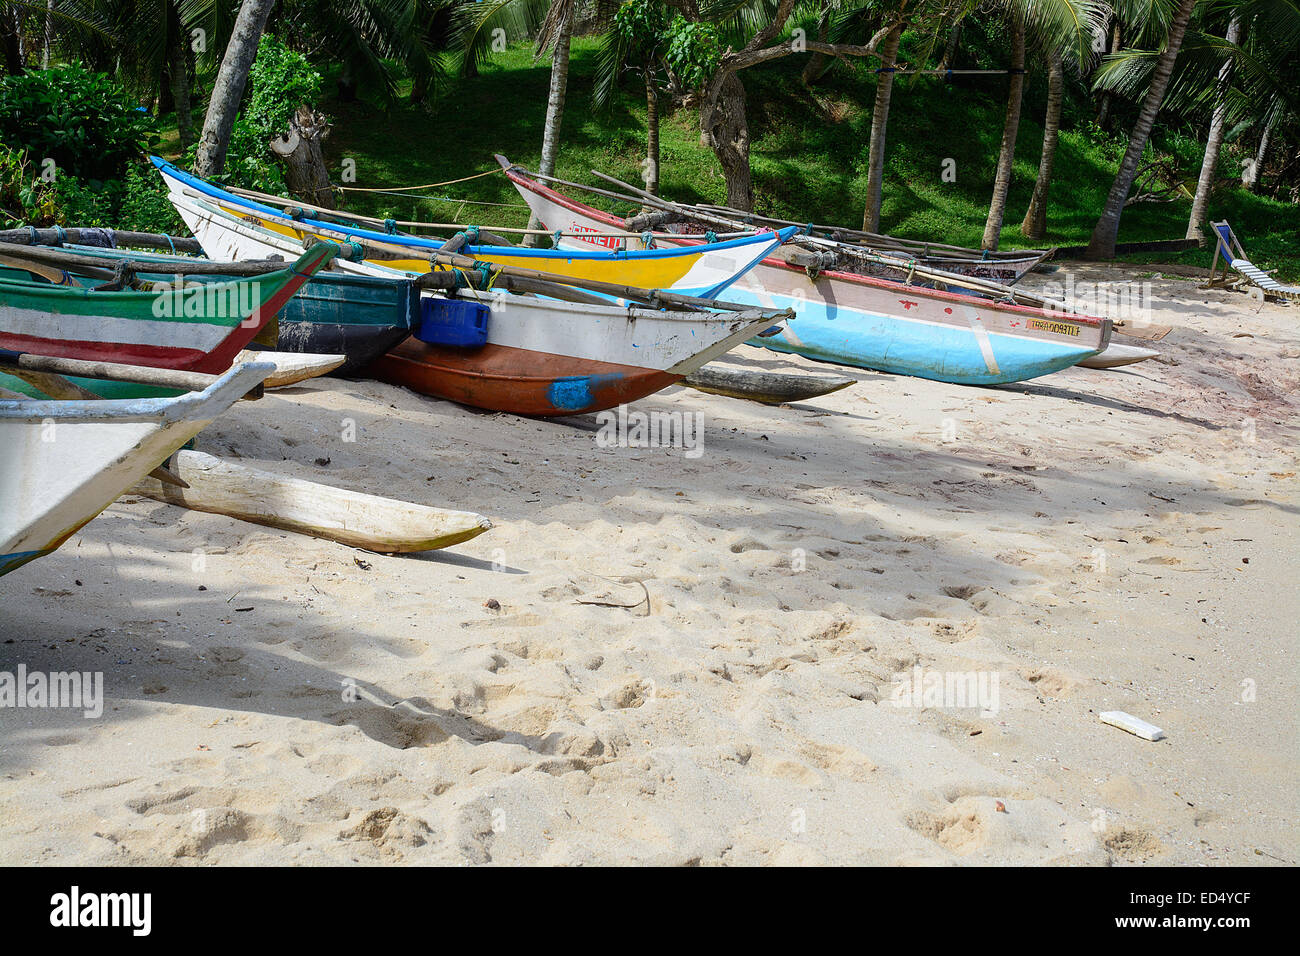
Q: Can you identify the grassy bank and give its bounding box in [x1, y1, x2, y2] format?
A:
[218, 36, 1299, 275]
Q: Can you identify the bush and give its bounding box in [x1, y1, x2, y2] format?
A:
[0, 66, 159, 182]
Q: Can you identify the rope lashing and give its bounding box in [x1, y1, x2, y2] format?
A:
[641, 231, 655, 250]
[53, 224, 66, 246]
[705, 231, 718, 244]
[553, 230, 563, 248]
[384, 219, 398, 235]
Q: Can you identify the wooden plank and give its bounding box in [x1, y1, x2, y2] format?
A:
[132, 450, 492, 552]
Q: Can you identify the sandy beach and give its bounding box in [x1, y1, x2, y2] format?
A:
[2, 264, 1296, 866]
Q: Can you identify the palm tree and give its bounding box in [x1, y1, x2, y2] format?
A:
[594, 0, 673, 194]
[981, 0, 1098, 250]
[1086, 0, 1197, 258]
[193, 0, 276, 178]
[862, 18, 903, 231]
[455, 0, 572, 240]
[1186, 10, 1243, 241]
[980, 7, 1026, 249]
[1020, 48, 1062, 238]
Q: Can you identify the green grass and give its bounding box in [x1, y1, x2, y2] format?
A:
[276, 37, 1299, 277]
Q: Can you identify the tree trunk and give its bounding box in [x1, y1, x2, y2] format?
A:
[1087, 0, 1197, 259]
[193, 0, 277, 179]
[168, 7, 196, 150]
[801, 8, 832, 87]
[703, 71, 754, 210]
[1021, 49, 1063, 240]
[862, 22, 903, 233]
[938, 21, 962, 70]
[41, 0, 53, 69]
[980, 12, 1026, 250]
[270, 106, 333, 208]
[1186, 13, 1242, 241]
[524, 3, 573, 245]
[1244, 112, 1276, 192]
[644, 68, 659, 195]
[1096, 21, 1120, 130]
[0, 6, 23, 75]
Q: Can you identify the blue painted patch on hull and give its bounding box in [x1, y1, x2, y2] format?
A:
[0, 549, 52, 577]
[546, 373, 626, 412]
[719, 288, 1098, 385]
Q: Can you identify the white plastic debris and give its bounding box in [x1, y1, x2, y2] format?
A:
[1100, 710, 1166, 741]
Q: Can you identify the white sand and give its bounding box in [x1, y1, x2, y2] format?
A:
[2, 265, 1296, 865]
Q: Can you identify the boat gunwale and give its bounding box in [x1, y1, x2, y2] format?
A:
[151, 157, 796, 263]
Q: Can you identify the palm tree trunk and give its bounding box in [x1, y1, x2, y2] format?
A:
[193, 0, 277, 179]
[41, 0, 53, 69]
[980, 12, 1026, 250]
[525, 3, 573, 245]
[1021, 49, 1063, 240]
[801, 8, 832, 87]
[1087, 0, 1197, 259]
[644, 68, 659, 195]
[939, 22, 963, 69]
[0, 5, 23, 75]
[1244, 111, 1277, 192]
[168, 6, 195, 150]
[1096, 21, 1120, 130]
[1186, 13, 1242, 241]
[862, 21, 903, 233]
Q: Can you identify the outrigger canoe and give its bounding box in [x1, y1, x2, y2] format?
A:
[0, 361, 272, 577]
[151, 157, 797, 299]
[500, 162, 1112, 386]
[0, 239, 415, 374]
[0, 242, 336, 373]
[157, 194, 789, 416]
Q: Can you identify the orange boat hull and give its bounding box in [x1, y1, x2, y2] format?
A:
[366, 339, 680, 416]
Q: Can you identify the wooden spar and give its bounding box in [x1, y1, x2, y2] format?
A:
[293, 229, 792, 319]
[0, 351, 247, 395]
[0, 240, 291, 277]
[551, 165, 1041, 264]
[221, 182, 731, 243]
[585, 169, 1068, 311]
[682, 365, 856, 405]
[0, 252, 83, 284]
[426, 247, 789, 317]
[416, 270, 612, 307]
[132, 450, 493, 552]
[0, 227, 203, 253]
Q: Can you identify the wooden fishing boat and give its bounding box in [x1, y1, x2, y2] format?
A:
[0, 242, 336, 373]
[0, 361, 272, 577]
[151, 195, 791, 416]
[1077, 342, 1159, 370]
[495, 157, 1050, 282]
[683, 364, 856, 405]
[499, 163, 1110, 386]
[0, 239, 416, 374]
[133, 450, 492, 552]
[152, 157, 797, 300]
